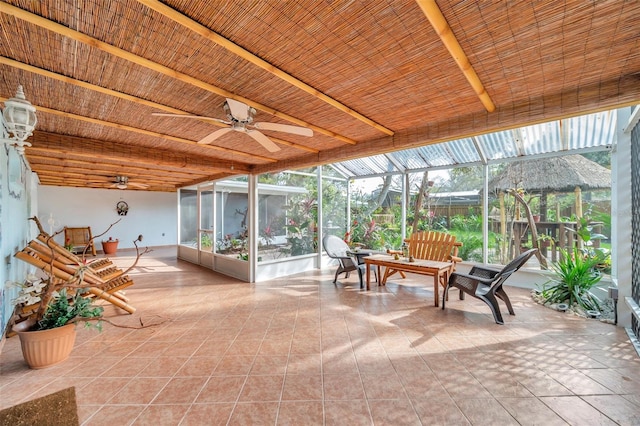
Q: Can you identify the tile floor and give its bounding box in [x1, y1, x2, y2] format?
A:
[1, 248, 639, 425]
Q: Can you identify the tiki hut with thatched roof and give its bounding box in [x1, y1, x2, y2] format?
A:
[489, 154, 611, 221]
[488, 154, 611, 264]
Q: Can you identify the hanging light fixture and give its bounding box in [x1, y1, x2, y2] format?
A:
[2, 85, 37, 154]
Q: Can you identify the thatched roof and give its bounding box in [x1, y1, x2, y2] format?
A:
[1, 1, 639, 191]
[489, 155, 611, 193]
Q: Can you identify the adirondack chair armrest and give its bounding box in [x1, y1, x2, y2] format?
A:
[449, 255, 462, 263]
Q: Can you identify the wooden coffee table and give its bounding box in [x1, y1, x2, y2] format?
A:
[363, 254, 453, 307]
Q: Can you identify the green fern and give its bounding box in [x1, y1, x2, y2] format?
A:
[37, 288, 103, 331]
[541, 247, 605, 311]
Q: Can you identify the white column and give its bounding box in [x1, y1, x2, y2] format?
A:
[317, 167, 323, 268]
[248, 174, 258, 283]
[401, 173, 408, 239]
[482, 164, 489, 264]
[613, 107, 633, 328]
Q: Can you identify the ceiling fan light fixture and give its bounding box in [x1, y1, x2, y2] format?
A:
[116, 183, 127, 190]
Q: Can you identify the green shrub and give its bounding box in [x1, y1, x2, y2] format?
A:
[540, 247, 605, 311]
[455, 234, 483, 262]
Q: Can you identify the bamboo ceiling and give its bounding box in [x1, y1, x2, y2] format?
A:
[1, 0, 639, 192]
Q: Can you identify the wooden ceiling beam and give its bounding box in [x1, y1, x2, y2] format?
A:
[27, 157, 203, 180]
[180, 173, 239, 188]
[0, 3, 358, 145]
[139, 0, 394, 137]
[31, 167, 180, 185]
[415, 0, 496, 112]
[39, 177, 176, 192]
[29, 145, 240, 175]
[37, 172, 176, 186]
[27, 153, 210, 176]
[0, 56, 318, 154]
[27, 131, 249, 173]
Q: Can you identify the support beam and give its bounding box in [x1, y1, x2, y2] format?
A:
[415, 0, 496, 112]
[27, 132, 250, 173]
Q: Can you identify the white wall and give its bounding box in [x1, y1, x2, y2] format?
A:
[1, 130, 38, 339]
[38, 186, 177, 249]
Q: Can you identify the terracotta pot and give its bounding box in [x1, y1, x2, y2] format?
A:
[101, 240, 119, 255]
[13, 320, 77, 369]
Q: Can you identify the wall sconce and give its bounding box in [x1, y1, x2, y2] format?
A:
[1, 85, 37, 154]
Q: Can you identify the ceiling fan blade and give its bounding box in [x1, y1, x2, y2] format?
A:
[247, 130, 280, 152]
[129, 182, 150, 189]
[152, 113, 229, 124]
[225, 98, 250, 121]
[253, 122, 313, 137]
[198, 127, 234, 145]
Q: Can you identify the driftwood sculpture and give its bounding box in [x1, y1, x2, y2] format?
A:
[14, 217, 149, 325]
[508, 189, 548, 269]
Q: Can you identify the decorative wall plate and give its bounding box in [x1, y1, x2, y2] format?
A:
[116, 201, 129, 216]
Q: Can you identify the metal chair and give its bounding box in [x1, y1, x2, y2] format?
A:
[442, 249, 537, 324]
[322, 234, 365, 288]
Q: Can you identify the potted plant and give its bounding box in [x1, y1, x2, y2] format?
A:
[10, 216, 149, 369]
[101, 237, 119, 255]
[10, 274, 104, 369]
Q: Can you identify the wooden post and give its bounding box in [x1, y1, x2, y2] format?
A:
[574, 186, 583, 218]
[574, 186, 583, 249]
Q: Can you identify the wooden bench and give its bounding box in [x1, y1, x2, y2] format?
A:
[385, 230, 462, 290]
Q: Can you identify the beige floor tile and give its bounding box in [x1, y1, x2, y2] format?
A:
[581, 395, 640, 425]
[540, 395, 619, 425]
[180, 403, 234, 426]
[276, 401, 324, 425]
[1, 248, 637, 425]
[369, 398, 421, 425]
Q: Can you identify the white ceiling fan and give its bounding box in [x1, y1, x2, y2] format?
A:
[153, 98, 313, 152]
[110, 176, 149, 190]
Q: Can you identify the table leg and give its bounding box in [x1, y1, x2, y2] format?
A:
[366, 263, 370, 290]
[433, 273, 439, 307]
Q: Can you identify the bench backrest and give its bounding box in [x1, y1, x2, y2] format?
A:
[405, 231, 462, 263]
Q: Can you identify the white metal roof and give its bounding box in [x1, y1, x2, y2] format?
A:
[334, 110, 617, 179]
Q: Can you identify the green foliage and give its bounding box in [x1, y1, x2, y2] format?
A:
[216, 234, 246, 254]
[37, 288, 103, 331]
[237, 252, 249, 261]
[540, 248, 605, 311]
[347, 218, 381, 249]
[200, 233, 213, 249]
[284, 195, 318, 256]
[449, 211, 482, 232]
[570, 205, 612, 273]
[454, 233, 483, 262]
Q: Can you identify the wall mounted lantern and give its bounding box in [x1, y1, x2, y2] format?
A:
[1, 85, 37, 154]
